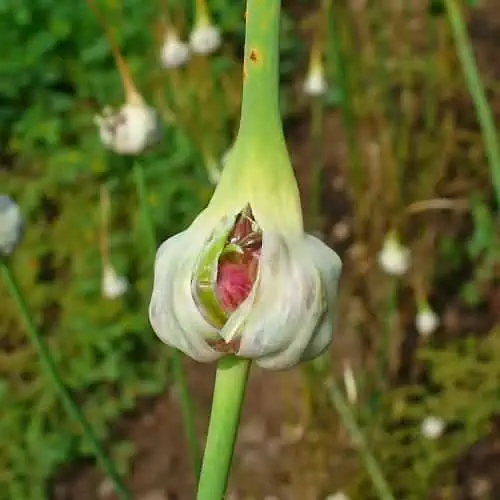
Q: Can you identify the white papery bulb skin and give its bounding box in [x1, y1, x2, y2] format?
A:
[161, 33, 190, 68]
[189, 23, 221, 55]
[102, 265, 129, 299]
[0, 195, 23, 256]
[303, 67, 327, 97]
[378, 233, 411, 276]
[416, 306, 439, 337]
[149, 204, 342, 370]
[94, 103, 160, 155]
[421, 416, 445, 439]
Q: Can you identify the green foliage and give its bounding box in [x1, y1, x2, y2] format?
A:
[352, 327, 500, 500]
[2, 0, 500, 498]
[429, 0, 446, 16]
[1, 0, 313, 493]
[462, 196, 500, 306]
[0, 141, 205, 500]
[0, 1, 219, 498]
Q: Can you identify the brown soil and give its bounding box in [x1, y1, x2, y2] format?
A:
[53, 359, 322, 500]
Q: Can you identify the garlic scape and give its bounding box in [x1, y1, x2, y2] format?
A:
[149, 0, 342, 370]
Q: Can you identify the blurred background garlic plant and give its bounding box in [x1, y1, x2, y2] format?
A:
[0, 196, 23, 257]
[1, 0, 500, 498]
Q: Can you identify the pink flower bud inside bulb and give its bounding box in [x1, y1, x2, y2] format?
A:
[216, 207, 261, 314]
[217, 261, 253, 312]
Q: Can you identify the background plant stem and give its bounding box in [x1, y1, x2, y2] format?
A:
[323, 371, 395, 500]
[196, 357, 251, 500]
[309, 96, 325, 230]
[365, 279, 399, 421]
[424, 16, 438, 134]
[0, 257, 130, 500]
[378, 279, 398, 392]
[444, 0, 500, 210]
[133, 161, 158, 255]
[132, 160, 202, 478]
[325, 0, 362, 191]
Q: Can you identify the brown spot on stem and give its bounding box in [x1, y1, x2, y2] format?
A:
[249, 49, 259, 63]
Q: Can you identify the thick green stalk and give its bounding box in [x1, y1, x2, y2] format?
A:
[196, 357, 251, 500]
[0, 257, 130, 500]
[209, 0, 302, 236]
[444, 0, 500, 209]
[132, 160, 202, 478]
[237, 0, 283, 144]
[324, 374, 395, 500]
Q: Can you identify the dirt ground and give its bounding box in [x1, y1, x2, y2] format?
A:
[53, 362, 313, 500]
[53, 2, 500, 499]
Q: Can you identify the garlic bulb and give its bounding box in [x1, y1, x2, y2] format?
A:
[378, 233, 410, 276]
[94, 102, 160, 155]
[161, 32, 190, 68]
[102, 265, 129, 299]
[190, 23, 221, 55]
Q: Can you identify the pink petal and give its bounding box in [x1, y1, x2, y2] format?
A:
[217, 261, 253, 312]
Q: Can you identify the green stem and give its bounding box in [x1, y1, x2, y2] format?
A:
[444, 0, 500, 209]
[325, 0, 362, 189]
[323, 373, 395, 500]
[309, 96, 325, 230]
[0, 257, 130, 500]
[378, 279, 398, 389]
[237, 0, 282, 142]
[196, 357, 251, 500]
[132, 160, 202, 478]
[424, 16, 438, 134]
[215, 0, 302, 233]
[172, 351, 202, 476]
[367, 279, 398, 420]
[396, 1, 415, 171]
[132, 161, 158, 255]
